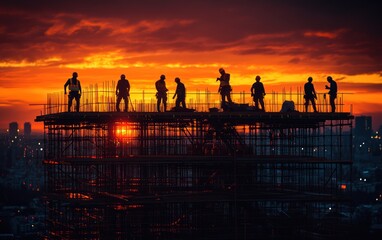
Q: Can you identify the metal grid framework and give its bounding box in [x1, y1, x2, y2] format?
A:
[42, 84, 350, 114]
[37, 111, 353, 239]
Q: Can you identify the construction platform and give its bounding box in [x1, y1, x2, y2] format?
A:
[36, 110, 354, 239]
[36, 110, 352, 123]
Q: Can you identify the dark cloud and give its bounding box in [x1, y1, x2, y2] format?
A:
[288, 58, 301, 64]
[0, 0, 381, 74]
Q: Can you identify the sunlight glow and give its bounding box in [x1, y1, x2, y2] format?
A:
[115, 123, 133, 138]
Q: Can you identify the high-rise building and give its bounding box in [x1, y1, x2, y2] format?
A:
[355, 116, 372, 136]
[24, 122, 31, 137]
[354, 116, 372, 155]
[8, 122, 19, 139]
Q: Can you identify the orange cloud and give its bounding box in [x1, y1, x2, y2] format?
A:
[304, 29, 347, 39]
[0, 58, 62, 68]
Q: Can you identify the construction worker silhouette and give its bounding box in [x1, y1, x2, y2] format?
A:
[64, 72, 82, 112]
[251, 75, 266, 111]
[173, 77, 186, 108]
[304, 77, 318, 112]
[216, 68, 232, 108]
[116, 74, 130, 112]
[325, 76, 337, 112]
[155, 74, 168, 112]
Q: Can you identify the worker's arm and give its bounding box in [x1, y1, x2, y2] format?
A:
[64, 79, 69, 94]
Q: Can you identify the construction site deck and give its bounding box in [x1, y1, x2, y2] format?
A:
[35, 106, 354, 239]
[32, 85, 357, 239]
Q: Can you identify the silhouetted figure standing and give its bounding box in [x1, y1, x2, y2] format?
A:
[304, 76, 317, 112]
[216, 68, 232, 107]
[64, 72, 82, 112]
[155, 74, 168, 112]
[251, 75, 266, 111]
[115, 74, 130, 112]
[173, 77, 186, 108]
[325, 76, 337, 112]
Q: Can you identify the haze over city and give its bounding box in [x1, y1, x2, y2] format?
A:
[0, 0, 381, 130]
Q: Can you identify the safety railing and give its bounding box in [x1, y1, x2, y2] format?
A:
[42, 87, 351, 114]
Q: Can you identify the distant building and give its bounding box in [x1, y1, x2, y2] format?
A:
[24, 122, 31, 137]
[355, 116, 372, 136]
[8, 122, 19, 139]
[354, 116, 372, 155]
[370, 125, 382, 156]
[0, 138, 8, 169]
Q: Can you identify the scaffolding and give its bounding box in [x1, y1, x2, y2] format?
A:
[36, 91, 353, 239]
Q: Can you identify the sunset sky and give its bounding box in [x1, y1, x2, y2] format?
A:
[1, 0, 381, 132]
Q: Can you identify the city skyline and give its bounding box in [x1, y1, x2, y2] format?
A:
[1, 0, 382, 131]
